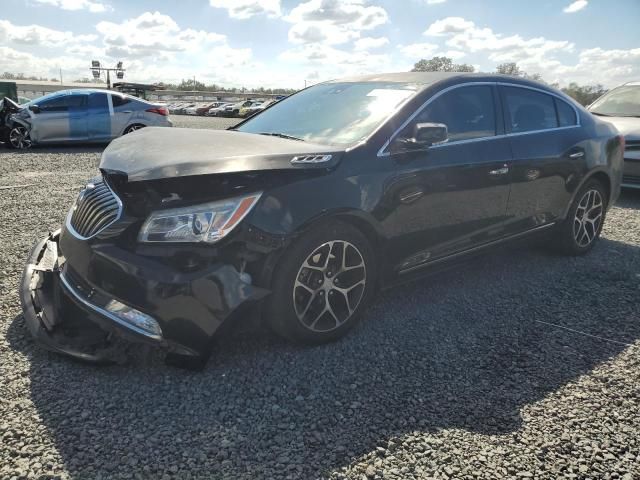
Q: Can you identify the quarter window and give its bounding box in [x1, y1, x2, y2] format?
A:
[111, 94, 131, 107]
[503, 87, 558, 133]
[406, 85, 496, 142]
[555, 98, 577, 127]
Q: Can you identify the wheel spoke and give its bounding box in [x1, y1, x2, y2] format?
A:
[292, 239, 366, 333]
[573, 189, 603, 248]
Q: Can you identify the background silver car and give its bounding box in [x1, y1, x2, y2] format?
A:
[588, 81, 640, 189]
[8, 89, 172, 148]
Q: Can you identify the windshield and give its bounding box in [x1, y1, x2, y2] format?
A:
[236, 81, 418, 146]
[589, 85, 640, 117]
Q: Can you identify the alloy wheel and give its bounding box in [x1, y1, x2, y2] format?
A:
[9, 126, 32, 149]
[293, 240, 367, 333]
[573, 189, 603, 247]
[125, 125, 144, 134]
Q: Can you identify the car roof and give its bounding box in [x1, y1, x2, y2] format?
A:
[324, 72, 557, 93]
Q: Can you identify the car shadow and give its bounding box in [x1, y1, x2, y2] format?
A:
[616, 188, 640, 208]
[7, 235, 640, 479]
[1, 143, 106, 154]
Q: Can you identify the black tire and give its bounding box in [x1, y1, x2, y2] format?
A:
[552, 179, 607, 255]
[123, 124, 145, 135]
[266, 220, 377, 345]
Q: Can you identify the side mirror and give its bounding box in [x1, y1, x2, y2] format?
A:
[29, 104, 41, 114]
[391, 122, 448, 152]
[413, 122, 448, 146]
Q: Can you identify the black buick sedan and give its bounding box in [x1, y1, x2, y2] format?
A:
[21, 72, 624, 368]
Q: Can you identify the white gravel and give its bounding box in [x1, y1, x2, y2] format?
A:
[1, 116, 639, 479]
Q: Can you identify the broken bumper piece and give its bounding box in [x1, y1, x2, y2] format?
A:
[20, 230, 270, 368]
[20, 231, 139, 364]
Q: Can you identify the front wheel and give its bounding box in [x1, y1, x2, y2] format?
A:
[552, 179, 607, 255]
[7, 125, 32, 149]
[267, 221, 376, 345]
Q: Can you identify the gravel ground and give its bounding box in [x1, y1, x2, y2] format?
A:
[1, 116, 639, 479]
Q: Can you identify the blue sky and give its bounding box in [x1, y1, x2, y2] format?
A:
[1, 0, 639, 89]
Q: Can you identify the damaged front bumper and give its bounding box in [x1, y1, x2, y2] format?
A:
[20, 230, 269, 366]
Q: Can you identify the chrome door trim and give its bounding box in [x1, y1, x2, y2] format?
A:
[398, 222, 556, 275]
[378, 81, 583, 157]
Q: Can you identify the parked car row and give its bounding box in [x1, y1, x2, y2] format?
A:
[166, 98, 279, 117]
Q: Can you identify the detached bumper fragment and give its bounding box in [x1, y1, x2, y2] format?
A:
[20, 231, 136, 364]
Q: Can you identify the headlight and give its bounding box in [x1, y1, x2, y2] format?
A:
[138, 193, 262, 243]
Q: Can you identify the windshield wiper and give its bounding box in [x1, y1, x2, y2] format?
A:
[258, 132, 305, 142]
[591, 112, 612, 117]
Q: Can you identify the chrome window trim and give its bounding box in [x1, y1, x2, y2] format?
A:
[59, 271, 163, 341]
[65, 178, 123, 241]
[378, 81, 582, 157]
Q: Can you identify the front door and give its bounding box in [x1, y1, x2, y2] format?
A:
[378, 83, 513, 273]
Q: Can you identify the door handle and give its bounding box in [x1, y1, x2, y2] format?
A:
[569, 151, 584, 159]
[121, 110, 133, 114]
[489, 166, 509, 176]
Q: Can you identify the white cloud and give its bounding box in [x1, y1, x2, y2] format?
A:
[424, 17, 575, 69]
[209, 0, 281, 19]
[354, 36, 389, 51]
[399, 42, 438, 59]
[0, 19, 96, 47]
[424, 16, 474, 36]
[285, 0, 388, 49]
[96, 12, 226, 59]
[286, 0, 388, 28]
[32, 0, 111, 13]
[426, 0, 447, 4]
[288, 21, 359, 45]
[563, 0, 588, 13]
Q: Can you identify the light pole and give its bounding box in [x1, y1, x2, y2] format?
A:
[90, 60, 125, 89]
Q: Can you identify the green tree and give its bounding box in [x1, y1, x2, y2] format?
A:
[496, 62, 522, 76]
[561, 82, 608, 106]
[411, 56, 475, 73]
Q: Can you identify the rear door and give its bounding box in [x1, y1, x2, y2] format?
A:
[381, 83, 513, 272]
[500, 84, 583, 233]
[110, 93, 134, 137]
[87, 92, 112, 141]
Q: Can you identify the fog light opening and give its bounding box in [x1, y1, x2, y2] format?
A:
[105, 300, 163, 337]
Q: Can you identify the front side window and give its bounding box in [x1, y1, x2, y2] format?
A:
[237, 82, 418, 146]
[589, 85, 640, 117]
[38, 95, 70, 112]
[403, 85, 496, 142]
[503, 87, 558, 133]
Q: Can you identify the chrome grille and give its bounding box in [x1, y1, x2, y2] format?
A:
[68, 179, 121, 239]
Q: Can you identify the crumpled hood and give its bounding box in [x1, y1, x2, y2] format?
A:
[100, 127, 344, 182]
[599, 116, 640, 141]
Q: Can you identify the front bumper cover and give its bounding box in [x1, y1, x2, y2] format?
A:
[20, 230, 269, 366]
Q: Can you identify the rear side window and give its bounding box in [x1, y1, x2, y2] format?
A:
[409, 85, 496, 142]
[503, 87, 558, 133]
[111, 94, 131, 107]
[555, 98, 577, 127]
